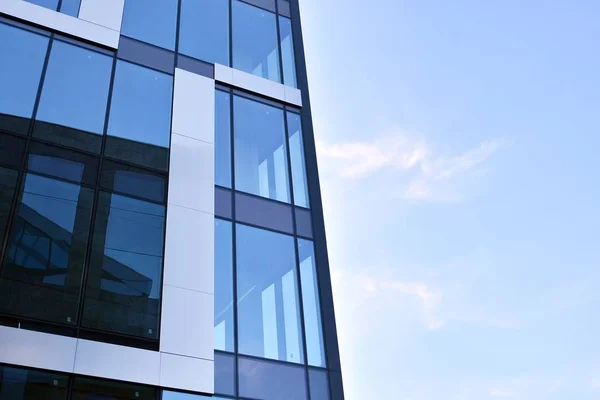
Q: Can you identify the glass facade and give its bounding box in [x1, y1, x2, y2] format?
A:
[0, 0, 341, 397]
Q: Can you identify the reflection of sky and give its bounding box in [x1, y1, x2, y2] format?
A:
[301, 1, 600, 399]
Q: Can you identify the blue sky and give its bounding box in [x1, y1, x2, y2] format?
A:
[299, 1, 600, 399]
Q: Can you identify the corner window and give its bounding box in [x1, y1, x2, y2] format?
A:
[287, 112, 309, 208]
[121, 0, 178, 50]
[232, 0, 281, 82]
[0, 23, 49, 135]
[82, 192, 165, 339]
[0, 173, 94, 325]
[34, 40, 113, 153]
[106, 60, 173, 171]
[236, 224, 304, 363]
[179, 0, 230, 65]
[279, 16, 297, 87]
[234, 96, 290, 203]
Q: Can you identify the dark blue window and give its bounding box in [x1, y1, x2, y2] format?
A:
[179, 0, 229, 65]
[106, 60, 173, 171]
[25, 0, 81, 16]
[0, 365, 68, 400]
[121, 0, 178, 50]
[236, 224, 304, 363]
[34, 40, 113, 153]
[82, 191, 166, 339]
[215, 90, 231, 188]
[238, 356, 307, 400]
[0, 173, 94, 325]
[232, 0, 281, 82]
[71, 377, 157, 399]
[0, 167, 19, 251]
[0, 23, 49, 135]
[309, 369, 330, 400]
[215, 219, 234, 352]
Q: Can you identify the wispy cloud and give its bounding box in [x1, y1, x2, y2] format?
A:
[316, 134, 511, 202]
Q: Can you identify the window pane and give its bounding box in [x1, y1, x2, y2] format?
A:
[24, 0, 59, 12]
[0, 365, 68, 400]
[0, 167, 19, 250]
[279, 16, 297, 87]
[82, 192, 165, 338]
[214, 351, 235, 396]
[215, 219, 234, 351]
[59, 0, 81, 16]
[100, 160, 167, 204]
[121, 0, 178, 50]
[27, 141, 99, 186]
[234, 96, 290, 203]
[106, 61, 173, 171]
[298, 239, 326, 367]
[232, 0, 281, 82]
[309, 369, 330, 400]
[71, 377, 156, 399]
[0, 174, 94, 324]
[287, 112, 309, 208]
[34, 40, 112, 153]
[236, 224, 303, 363]
[179, 0, 229, 65]
[0, 23, 49, 135]
[238, 356, 307, 400]
[215, 90, 231, 188]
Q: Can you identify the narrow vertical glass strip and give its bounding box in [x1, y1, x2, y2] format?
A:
[215, 90, 232, 188]
[279, 16, 297, 87]
[215, 219, 234, 351]
[287, 112, 310, 208]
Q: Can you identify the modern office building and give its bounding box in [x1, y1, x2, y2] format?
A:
[0, 0, 344, 399]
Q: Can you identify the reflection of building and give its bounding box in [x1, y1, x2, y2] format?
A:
[0, 0, 344, 399]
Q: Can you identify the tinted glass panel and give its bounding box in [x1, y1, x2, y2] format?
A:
[234, 96, 289, 202]
[309, 369, 330, 400]
[236, 224, 304, 363]
[215, 90, 231, 188]
[214, 351, 235, 396]
[215, 219, 234, 351]
[34, 40, 112, 153]
[71, 377, 156, 399]
[106, 60, 172, 171]
[0, 167, 18, 249]
[179, 0, 229, 65]
[287, 112, 309, 208]
[0, 365, 68, 400]
[27, 141, 99, 185]
[100, 160, 167, 203]
[24, 0, 59, 11]
[121, 0, 178, 50]
[279, 16, 297, 87]
[232, 0, 281, 82]
[0, 134, 26, 168]
[238, 356, 307, 400]
[162, 391, 225, 399]
[0, 24, 48, 135]
[298, 239, 326, 367]
[59, 0, 81, 16]
[82, 191, 165, 338]
[0, 174, 94, 324]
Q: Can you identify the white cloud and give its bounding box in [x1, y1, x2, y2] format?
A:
[316, 134, 510, 202]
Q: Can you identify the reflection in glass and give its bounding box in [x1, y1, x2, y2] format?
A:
[234, 96, 290, 202]
[238, 356, 307, 400]
[287, 112, 309, 208]
[34, 40, 112, 153]
[0, 365, 68, 400]
[215, 90, 231, 188]
[82, 192, 165, 338]
[179, 0, 229, 65]
[236, 224, 304, 363]
[232, 0, 281, 82]
[215, 219, 234, 351]
[279, 16, 297, 87]
[106, 60, 173, 171]
[309, 369, 330, 400]
[121, 0, 178, 50]
[27, 141, 99, 186]
[298, 239, 326, 367]
[100, 160, 167, 204]
[71, 376, 157, 399]
[0, 23, 49, 135]
[214, 352, 235, 396]
[0, 167, 18, 250]
[0, 174, 94, 324]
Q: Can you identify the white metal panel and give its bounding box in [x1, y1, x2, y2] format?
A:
[168, 133, 214, 214]
[164, 204, 214, 294]
[78, 0, 124, 32]
[74, 339, 161, 385]
[0, 326, 77, 373]
[214, 63, 233, 85]
[232, 68, 286, 102]
[285, 85, 303, 107]
[160, 353, 214, 394]
[160, 285, 214, 360]
[172, 68, 215, 144]
[0, 0, 119, 48]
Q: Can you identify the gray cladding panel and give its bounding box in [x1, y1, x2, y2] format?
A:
[235, 192, 294, 234]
